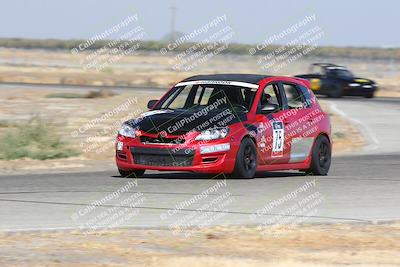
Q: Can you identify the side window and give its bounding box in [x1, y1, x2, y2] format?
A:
[298, 85, 312, 108]
[241, 88, 257, 110]
[282, 83, 306, 109]
[259, 83, 283, 112]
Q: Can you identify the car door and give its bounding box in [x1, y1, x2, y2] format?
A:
[255, 82, 291, 165]
[279, 81, 315, 164]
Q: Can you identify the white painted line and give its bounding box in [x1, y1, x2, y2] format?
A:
[327, 101, 379, 153]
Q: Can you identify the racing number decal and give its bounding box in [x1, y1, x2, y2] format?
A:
[272, 121, 284, 157]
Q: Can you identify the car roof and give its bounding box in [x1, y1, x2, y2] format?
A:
[312, 63, 338, 67]
[312, 63, 347, 69]
[181, 74, 273, 84]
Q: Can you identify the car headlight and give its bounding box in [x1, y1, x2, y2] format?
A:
[118, 124, 136, 138]
[349, 83, 360, 87]
[195, 127, 229, 141]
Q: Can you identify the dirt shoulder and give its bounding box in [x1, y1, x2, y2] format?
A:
[0, 222, 399, 267]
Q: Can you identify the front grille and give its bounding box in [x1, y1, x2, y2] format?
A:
[131, 147, 194, 167]
[134, 154, 193, 167]
[142, 129, 189, 135]
[140, 135, 184, 144]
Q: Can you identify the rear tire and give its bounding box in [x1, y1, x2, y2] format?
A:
[231, 138, 257, 179]
[305, 135, 331, 176]
[118, 168, 145, 178]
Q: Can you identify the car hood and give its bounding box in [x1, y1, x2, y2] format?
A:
[125, 109, 246, 135]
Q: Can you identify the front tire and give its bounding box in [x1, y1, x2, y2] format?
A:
[118, 168, 145, 178]
[305, 135, 331, 176]
[231, 138, 257, 179]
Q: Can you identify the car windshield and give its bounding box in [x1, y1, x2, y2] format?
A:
[157, 84, 258, 113]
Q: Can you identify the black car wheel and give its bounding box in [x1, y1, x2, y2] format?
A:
[118, 168, 145, 178]
[305, 135, 331, 176]
[231, 138, 257, 179]
[364, 92, 374, 98]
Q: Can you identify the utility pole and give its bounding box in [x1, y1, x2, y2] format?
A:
[170, 3, 177, 41]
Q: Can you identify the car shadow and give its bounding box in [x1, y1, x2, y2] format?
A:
[111, 171, 306, 180]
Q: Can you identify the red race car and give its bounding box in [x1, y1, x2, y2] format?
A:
[116, 74, 332, 179]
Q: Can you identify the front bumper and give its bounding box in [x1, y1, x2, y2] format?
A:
[345, 84, 377, 95]
[115, 133, 239, 174]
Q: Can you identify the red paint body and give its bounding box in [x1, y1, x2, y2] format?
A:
[115, 76, 331, 174]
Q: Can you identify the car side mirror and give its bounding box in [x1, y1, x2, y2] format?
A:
[147, 99, 158, 109]
[260, 103, 279, 114]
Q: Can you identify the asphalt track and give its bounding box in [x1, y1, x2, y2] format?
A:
[0, 87, 399, 231]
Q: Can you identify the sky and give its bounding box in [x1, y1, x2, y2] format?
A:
[0, 0, 398, 47]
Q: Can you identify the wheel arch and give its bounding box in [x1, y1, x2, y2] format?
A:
[241, 124, 257, 145]
[317, 132, 331, 144]
[241, 133, 257, 145]
[305, 131, 332, 175]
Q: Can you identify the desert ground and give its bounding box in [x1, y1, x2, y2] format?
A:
[0, 222, 399, 267]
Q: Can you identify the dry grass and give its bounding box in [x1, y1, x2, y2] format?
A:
[0, 117, 78, 160]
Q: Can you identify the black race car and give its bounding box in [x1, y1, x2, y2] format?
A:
[296, 63, 377, 98]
